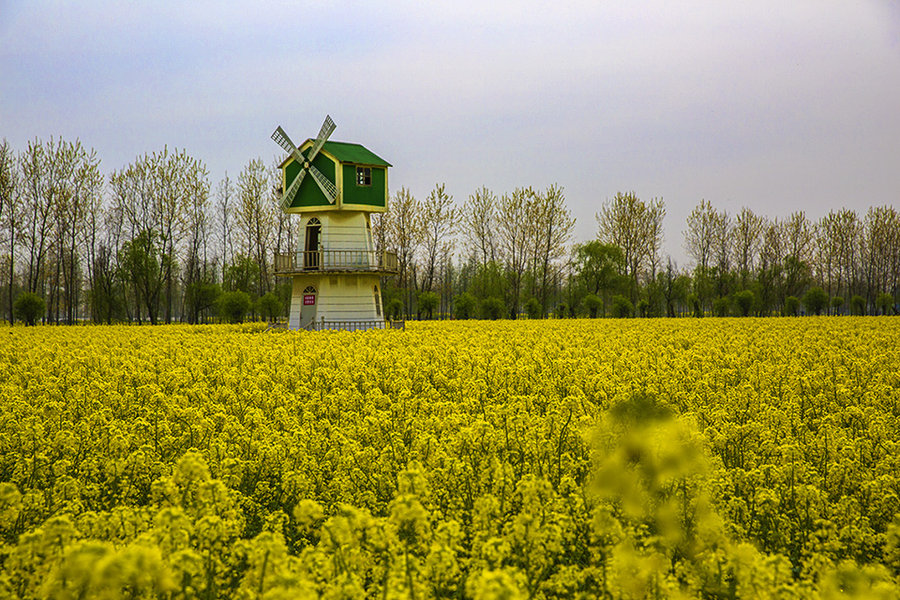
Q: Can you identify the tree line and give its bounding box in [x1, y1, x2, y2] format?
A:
[378, 187, 898, 320]
[1, 137, 898, 325]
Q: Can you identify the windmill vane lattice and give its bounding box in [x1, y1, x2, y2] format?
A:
[271, 116, 397, 331]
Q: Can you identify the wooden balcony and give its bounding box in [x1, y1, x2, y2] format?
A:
[274, 249, 399, 275]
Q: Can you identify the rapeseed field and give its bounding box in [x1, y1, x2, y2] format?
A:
[1, 318, 899, 598]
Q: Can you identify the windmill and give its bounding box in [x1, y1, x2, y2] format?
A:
[271, 116, 338, 208]
[270, 116, 398, 331]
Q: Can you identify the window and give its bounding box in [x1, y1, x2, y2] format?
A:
[356, 166, 372, 186]
[374, 286, 382, 317]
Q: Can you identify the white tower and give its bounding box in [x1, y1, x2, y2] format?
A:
[271, 117, 397, 330]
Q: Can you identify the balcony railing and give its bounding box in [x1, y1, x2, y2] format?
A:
[274, 249, 399, 275]
[304, 319, 406, 332]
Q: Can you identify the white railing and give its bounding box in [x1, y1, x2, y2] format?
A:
[274, 250, 398, 274]
[304, 319, 405, 332]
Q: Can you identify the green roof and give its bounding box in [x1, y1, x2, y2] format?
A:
[319, 141, 391, 167]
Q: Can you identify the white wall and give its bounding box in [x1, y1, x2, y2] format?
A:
[296, 211, 373, 253]
[290, 272, 381, 329]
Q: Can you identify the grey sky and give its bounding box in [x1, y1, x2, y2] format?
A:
[2, 1, 899, 264]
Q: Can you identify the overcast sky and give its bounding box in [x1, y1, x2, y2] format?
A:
[2, 1, 899, 264]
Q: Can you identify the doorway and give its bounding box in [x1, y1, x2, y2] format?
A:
[301, 285, 317, 329]
[304, 218, 321, 269]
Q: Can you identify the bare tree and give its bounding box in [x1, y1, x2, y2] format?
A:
[463, 186, 498, 269]
[817, 209, 861, 301]
[597, 191, 665, 303]
[0, 140, 21, 324]
[684, 199, 717, 272]
[370, 208, 388, 255]
[532, 184, 575, 313]
[783, 211, 815, 265]
[419, 183, 458, 294]
[216, 173, 236, 282]
[63, 144, 102, 323]
[107, 150, 175, 322]
[156, 148, 205, 322]
[861, 206, 900, 306]
[236, 158, 273, 295]
[271, 159, 296, 272]
[710, 208, 731, 277]
[497, 187, 533, 316]
[179, 157, 212, 322]
[645, 197, 666, 281]
[21, 138, 63, 301]
[386, 186, 423, 317]
[732, 207, 764, 286]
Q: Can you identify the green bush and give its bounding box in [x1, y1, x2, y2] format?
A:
[387, 299, 403, 320]
[637, 298, 650, 318]
[13, 292, 46, 326]
[688, 293, 703, 318]
[184, 282, 221, 323]
[479, 297, 504, 320]
[712, 296, 729, 317]
[453, 292, 476, 320]
[733, 290, 754, 317]
[876, 292, 894, 315]
[831, 295, 844, 315]
[525, 297, 542, 319]
[417, 291, 440, 319]
[583, 294, 602, 318]
[783, 296, 800, 317]
[802, 286, 828, 316]
[554, 303, 568, 319]
[218, 291, 252, 324]
[257, 292, 282, 322]
[850, 294, 866, 316]
[611, 295, 633, 318]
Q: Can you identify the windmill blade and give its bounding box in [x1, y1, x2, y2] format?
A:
[309, 164, 338, 203]
[306, 115, 336, 163]
[281, 169, 306, 208]
[271, 126, 306, 164]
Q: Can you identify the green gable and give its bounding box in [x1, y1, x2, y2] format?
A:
[279, 139, 389, 212]
[341, 163, 387, 207]
[320, 141, 391, 167]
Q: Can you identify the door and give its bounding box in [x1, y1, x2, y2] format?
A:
[300, 285, 317, 329]
[304, 218, 321, 269]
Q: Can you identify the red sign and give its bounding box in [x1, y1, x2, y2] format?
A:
[303, 294, 316, 305]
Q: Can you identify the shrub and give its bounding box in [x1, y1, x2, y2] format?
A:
[712, 296, 730, 317]
[453, 292, 476, 320]
[637, 299, 650, 318]
[611, 295, 633, 318]
[876, 292, 894, 315]
[387, 299, 403, 320]
[218, 291, 252, 324]
[554, 303, 568, 319]
[479, 297, 504, 320]
[783, 296, 800, 317]
[831, 295, 844, 315]
[257, 292, 282, 322]
[734, 290, 755, 317]
[417, 291, 440, 319]
[583, 294, 602, 318]
[184, 282, 221, 323]
[13, 292, 46, 326]
[802, 286, 829, 316]
[850, 294, 866, 316]
[525, 297, 542, 319]
[688, 293, 702, 318]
